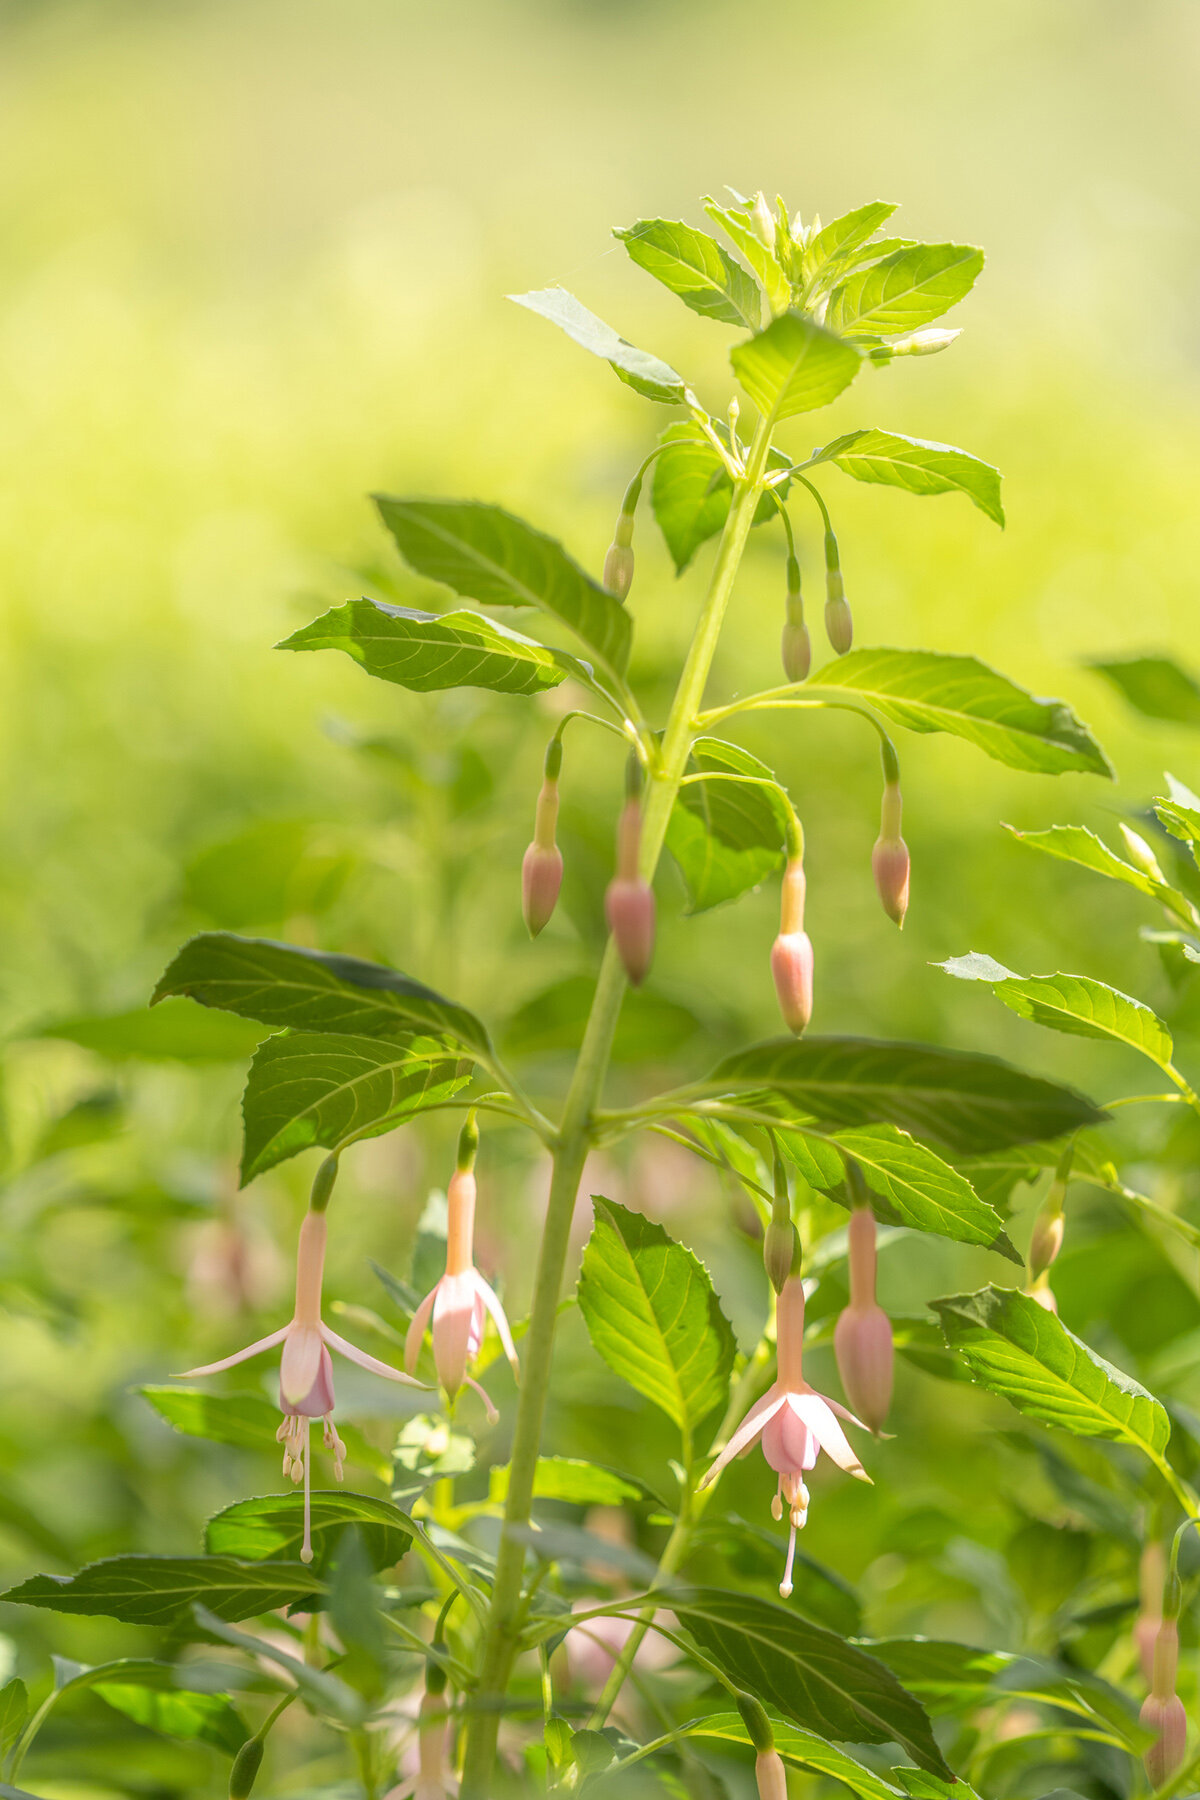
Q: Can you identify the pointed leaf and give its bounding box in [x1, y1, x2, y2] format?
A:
[704, 199, 791, 315]
[1087, 654, 1200, 728]
[508, 286, 687, 404]
[0, 1555, 325, 1626]
[153, 933, 491, 1057]
[1007, 823, 1189, 915]
[650, 420, 791, 573]
[373, 497, 632, 674]
[806, 202, 900, 276]
[827, 243, 983, 335]
[615, 218, 760, 328]
[489, 1458, 643, 1508]
[34, 1000, 265, 1062]
[818, 1123, 1018, 1261]
[138, 1386, 391, 1479]
[670, 1587, 952, 1779]
[205, 1492, 412, 1577]
[685, 1709, 904, 1800]
[807, 649, 1111, 777]
[577, 1198, 736, 1437]
[812, 429, 1003, 525]
[931, 1284, 1171, 1456]
[0, 1680, 27, 1761]
[94, 1681, 248, 1754]
[240, 1030, 471, 1182]
[706, 1037, 1107, 1153]
[280, 599, 590, 696]
[731, 311, 861, 421]
[666, 737, 789, 913]
[939, 955, 1174, 1069]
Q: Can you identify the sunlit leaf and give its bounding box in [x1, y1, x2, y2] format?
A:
[685, 1709, 904, 1800]
[805, 202, 899, 277]
[240, 1030, 471, 1181]
[807, 649, 1111, 778]
[0, 1679, 27, 1761]
[1087, 654, 1200, 728]
[205, 1492, 413, 1577]
[666, 736, 789, 913]
[489, 1457, 643, 1508]
[1006, 823, 1190, 916]
[650, 419, 790, 573]
[94, 1681, 248, 1754]
[812, 429, 1003, 525]
[615, 218, 759, 328]
[827, 243, 983, 335]
[0, 1555, 325, 1626]
[704, 198, 791, 315]
[932, 1285, 1172, 1456]
[34, 1000, 264, 1063]
[816, 1123, 1019, 1261]
[508, 286, 687, 404]
[731, 311, 861, 421]
[940, 954, 1174, 1069]
[578, 1198, 736, 1438]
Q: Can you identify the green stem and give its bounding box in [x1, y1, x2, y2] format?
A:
[457, 418, 774, 1798]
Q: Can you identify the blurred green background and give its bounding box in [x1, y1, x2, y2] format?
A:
[3, 1, 1200, 1792]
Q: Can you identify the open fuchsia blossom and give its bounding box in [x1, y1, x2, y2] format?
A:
[700, 1271, 870, 1599]
[405, 1120, 519, 1420]
[179, 1160, 424, 1564]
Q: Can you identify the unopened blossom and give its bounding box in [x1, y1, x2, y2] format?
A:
[700, 1273, 869, 1599]
[780, 555, 811, 684]
[871, 778, 910, 928]
[1140, 1616, 1188, 1786]
[1134, 1540, 1166, 1686]
[736, 1691, 787, 1800]
[522, 738, 564, 937]
[606, 775, 655, 987]
[180, 1205, 423, 1563]
[405, 1142, 519, 1420]
[386, 1672, 457, 1800]
[771, 838, 813, 1035]
[833, 1203, 894, 1432]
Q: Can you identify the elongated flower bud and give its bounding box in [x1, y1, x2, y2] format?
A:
[771, 837, 812, 1034]
[1120, 822, 1165, 883]
[606, 767, 654, 985]
[229, 1737, 265, 1799]
[751, 190, 775, 248]
[522, 740, 564, 936]
[763, 1150, 798, 1295]
[1141, 1618, 1187, 1785]
[603, 476, 640, 601]
[823, 532, 852, 654]
[781, 555, 811, 683]
[1028, 1203, 1065, 1280]
[834, 1204, 893, 1432]
[1135, 1540, 1166, 1686]
[871, 778, 909, 928]
[891, 327, 960, 355]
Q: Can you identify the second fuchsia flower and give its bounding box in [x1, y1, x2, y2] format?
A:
[700, 1272, 870, 1599]
[405, 1120, 519, 1420]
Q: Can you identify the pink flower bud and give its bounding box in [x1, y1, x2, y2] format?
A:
[521, 842, 562, 937]
[1135, 1541, 1166, 1684]
[871, 837, 910, 928]
[1141, 1692, 1188, 1786]
[781, 618, 811, 683]
[771, 931, 813, 1034]
[754, 1750, 788, 1800]
[1028, 1205, 1064, 1280]
[606, 877, 655, 986]
[603, 540, 635, 600]
[834, 1304, 893, 1433]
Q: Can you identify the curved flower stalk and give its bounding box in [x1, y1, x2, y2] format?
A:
[405, 1122, 519, 1420]
[179, 1194, 423, 1562]
[700, 1273, 870, 1598]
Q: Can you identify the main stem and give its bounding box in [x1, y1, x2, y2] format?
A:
[458, 418, 773, 1796]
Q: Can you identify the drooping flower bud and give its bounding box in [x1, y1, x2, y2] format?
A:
[733, 1692, 787, 1799]
[1029, 1148, 1069, 1285]
[522, 737, 564, 937]
[871, 770, 909, 928]
[834, 1201, 894, 1433]
[229, 1737, 265, 1798]
[751, 190, 775, 249]
[890, 327, 961, 356]
[823, 531, 852, 654]
[771, 823, 813, 1035]
[763, 1148, 798, 1296]
[605, 757, 655, 986]
[1120, 822, 1166, 883]
[1140, 1618, 1188, 1786]
[1135, 1540, 1166, 1686]
[603, 472, 642, 601]
[780, 555, 811, 684]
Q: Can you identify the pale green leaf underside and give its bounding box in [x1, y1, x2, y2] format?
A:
[932, 1284, 1171, 1456]
[615, 217, 760, 328]
[374, 496, 632, 675]
[666, 736, 789, 913]
[807, 648, 1112, 778]
[814, 428, 1003, 525]
[95, 1681, 248, 1754]
[827, 242, 983, 335]
[577, 1197, 736, 1436]
[730, 311, 861, 421]
[1087, 654, 1200, 728]
[489, 1457, 642, 1508]
[940, 954, 1174, 1068]
[240, 1030, 471, 1182]
[508, 285, 687, 404]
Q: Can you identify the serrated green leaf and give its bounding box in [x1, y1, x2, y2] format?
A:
[204, 1492, 412, 1577]
[0, 1555, 325, 1626]
[140, 1385, 393, 1480]
[508, 286, 687, 404]
[489, 1457, 643, 1509]
[807, 649, 1111, 777]
[671, 1587, 951, 1779]
[280, 598, 590, 696]
[666, 736, 789, 913]
[0, 1679, 26, 1761]
[812, 429, 1003, 525]
[823, 1123, 1019, 1261]
[939, 954, 1174, 1069]
[615, 218, 759, 328]
[704, 198, 791, 315]
[932, 1284, 1172, 1457]
[805, 202, 900, 277]
[827, 242, 983, 335]
[705, 1037, 1106, 1153]
[1007, 823, 1190, 916]
[240, 1030, 470, 1182]
[1087, 654, 1200, 728]
[577, 1198, 736, 1438]
[34, 1000, 265, 1062]
[685, 1709, 904, 1800]
[650, 420, 789, 574]
[153, 933, 491, 1058]
[94, 1681, 248, 1754]
[731, 311, 861, 422]
[373, 497, 632, 675]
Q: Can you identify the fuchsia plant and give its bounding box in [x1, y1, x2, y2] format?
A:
[8, 187, 1200, 1800]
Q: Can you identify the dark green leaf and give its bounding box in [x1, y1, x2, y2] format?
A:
[577, 1198, 736, 1438]
[812, 429, 1003, 526]
[34, 1000, 264, 1063]
[94, 1681, 248, 1754]
[705, 1037, 1107, 1153]
[932, 1285, 1172, 1456]
[730, 311, 861, 421]
[280, 598, 591, 696]
[1087, 654, 1200, 728]
[205, 1492, 412, 1577]
[940, 953, 1174, 1068]
[615, 218, 759, 328]
[807, 649, 1111, 778]
[240, 1030, 471, 1182]
[827, 243, 983, 335]
[374, 497, 632, 675]
[666, 737, 789, 913]
[153, 933, 491, 1058]
[693, 1516, 862, 1635]
[821, 1123, 1018, 1261]
[686, 1710, 903, 1800]
[671, 1587, 951, 1778]
[650, 420, 789, 574]
[0, 1555, 325, 1626]
[508, 286, 687, 404]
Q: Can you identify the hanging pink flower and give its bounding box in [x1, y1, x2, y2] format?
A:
[405, 1165, 519, 1419]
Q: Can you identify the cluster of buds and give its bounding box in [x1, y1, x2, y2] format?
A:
[780, 553, 811, 684]
[823, 528, 852, 655]
[737, 1691, 789, 1800]
[871, 747, 910, 928]
[1027, 1148, 1069, 1313]
[771, 820, 813, 1035]
[405, 1115, 519, 1421]
[833, 1187, 894, 1433]
[602, 471, 642, 602]
[521, 736, 564, 937]
[605, 755, 655, 986]
[1140, 1570, 1188, 1786]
